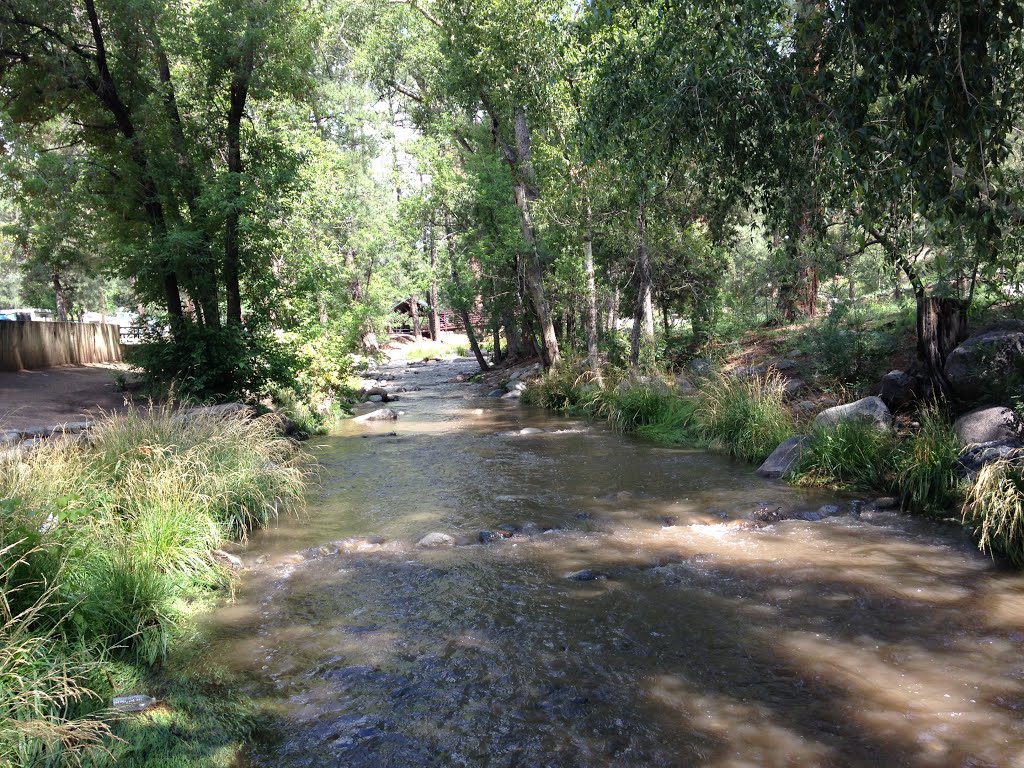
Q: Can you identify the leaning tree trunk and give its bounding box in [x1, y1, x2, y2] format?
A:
[629, 198, 654, 370]
[446, 226, 489, 372]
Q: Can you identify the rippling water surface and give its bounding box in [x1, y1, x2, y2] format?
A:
[206, 358, 1024, 768]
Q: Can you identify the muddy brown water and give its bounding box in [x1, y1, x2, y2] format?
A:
[207, 358, 1024, 768]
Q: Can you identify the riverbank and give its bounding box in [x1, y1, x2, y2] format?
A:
[0, 406, 308, 767]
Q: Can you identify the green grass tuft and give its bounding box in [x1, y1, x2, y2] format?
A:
[963, 460, 1024, 567]
[793, 420, 897, 490]
[694, 373, 795, 464]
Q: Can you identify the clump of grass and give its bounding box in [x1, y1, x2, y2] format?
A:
[0, 542, 113, 768]
[522, 366, 604, 414]
[793, 421, 897, 490]
[963, 460, 1024, 566]
[694, 372, 795, 463]
[635, 398, 701, 445]
[895, 404, 962, 514]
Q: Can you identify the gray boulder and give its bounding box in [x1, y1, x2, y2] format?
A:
[354, 408, 398, 423]
[879, 370, 918, 411]
[812, 396, 892, 432]
[416, 532, 455, 548]
[756, 435, 809, 479]
[957, 438, 1024, 478]
[487, 389, 506, 398]
[953, 406, 1019, 446]
[945, 324, 1024, 406]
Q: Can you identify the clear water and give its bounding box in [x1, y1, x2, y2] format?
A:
[206, 359, 1024, 768]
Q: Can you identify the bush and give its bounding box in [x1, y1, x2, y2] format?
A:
[694, 372, 795, 463]
[130, 321, 298, 402]
[963, 460, 1024, 566]
[895, 405, 962, 514]
[793, 421, 897, 490]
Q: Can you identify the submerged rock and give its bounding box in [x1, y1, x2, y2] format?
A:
[354, 408, 399, 423]
[566, 569, 608, 581]
[416, 532, 455, 548]
[211, 549, 243, 570]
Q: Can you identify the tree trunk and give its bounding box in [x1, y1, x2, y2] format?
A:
[607, 284, 619, 335]
[428, 222, 440, 339]
[629, 198, 654, 369]
[583, 218, 601, 383]
[514, 184, 560, 368]
[917, 295, 968, 397]
[492, 324, 503, 364]
[225, 49, 252, 327]
[53, 273, 69, 322]
[504, 308, 522, 361]
[447, 226, 489, 372]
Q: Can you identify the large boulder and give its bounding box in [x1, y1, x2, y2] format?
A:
[953, 406, 1019, 446]
[812, 396, 892, 432]
[944, 323, 1024, 406]
[879, 370, 918, 411]
[756, 435, 809, 479]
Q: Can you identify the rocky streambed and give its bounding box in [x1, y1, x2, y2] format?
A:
[206, 355, 1024, 768]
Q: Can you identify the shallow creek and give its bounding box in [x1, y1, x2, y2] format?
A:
[207, 358, 1024, 768]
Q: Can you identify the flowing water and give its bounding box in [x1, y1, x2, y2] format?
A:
[208, 358, 1024, 768]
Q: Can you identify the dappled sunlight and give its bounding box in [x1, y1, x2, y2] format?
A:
[203, 358, 1024, 767]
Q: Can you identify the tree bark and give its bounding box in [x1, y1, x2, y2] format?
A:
[225, 34, 253, 327]
[484, 100, 560, 367]
[428, 221, 440, 339]
[446, 225, 489, 372]
[917, 296, 968, 397]
[629, 198, 654, 369]
[583, 204, 602, 385]
[53, 273, 69, 322]
[410, 293, 422, 340]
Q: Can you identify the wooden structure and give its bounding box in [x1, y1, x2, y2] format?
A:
[390, 299, 485, 337]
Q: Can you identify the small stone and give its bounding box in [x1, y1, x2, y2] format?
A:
[367, 395, 383, 403]
[478, 530, 500, 544]
[487, 389, 506, 398]
[519, 427, 544, 435]
[211, 549, 243, 569]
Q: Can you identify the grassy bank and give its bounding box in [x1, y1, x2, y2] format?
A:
[523, 366, 1024, 566]
[0, 407, 309, 767]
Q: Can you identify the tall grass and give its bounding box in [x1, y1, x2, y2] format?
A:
[963, 460, 1024, 567]
[0, 543, 112, 768]
[694, 372, 795, 463]
[793, 421, 897, 490]
[0, 407, 310, 763]
[895, 404, 962, 514]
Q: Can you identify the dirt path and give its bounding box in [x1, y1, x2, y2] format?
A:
[0, 363, 135, 431]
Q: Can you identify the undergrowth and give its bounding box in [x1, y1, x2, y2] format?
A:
[0, 407, 310, 766]
[694, 372, 795, 463]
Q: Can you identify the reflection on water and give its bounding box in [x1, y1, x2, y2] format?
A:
[207, 359, 1024, 768]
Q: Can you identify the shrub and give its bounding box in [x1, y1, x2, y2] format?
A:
[895, 405, 962, 514]
[793, 421, 897, 490]
[522, 366, 604, 414]
[963, 460, 1024, 566]
[694, 372, 795, 463]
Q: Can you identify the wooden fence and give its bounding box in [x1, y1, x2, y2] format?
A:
[0, 321, 122, 371]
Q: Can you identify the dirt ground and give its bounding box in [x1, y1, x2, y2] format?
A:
[0, 362, 137, 431]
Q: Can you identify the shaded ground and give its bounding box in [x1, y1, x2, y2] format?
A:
[0, 362, 136, 430]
